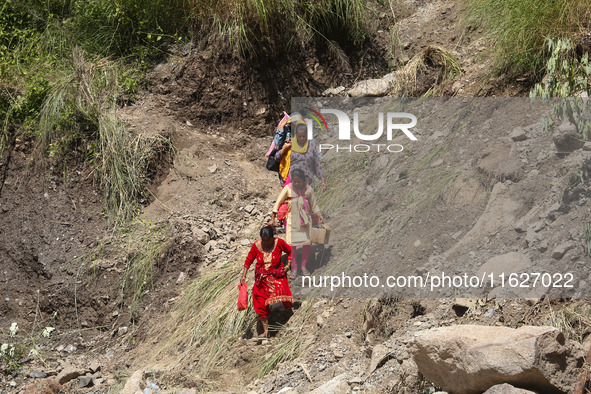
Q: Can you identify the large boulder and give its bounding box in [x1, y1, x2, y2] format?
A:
[409, 325, 584, 394]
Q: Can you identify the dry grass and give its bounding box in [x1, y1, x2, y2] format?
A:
[391, 45, 463, 96]
[155, 262, 257, 374]
[148, 258, 319, 384]
[545, 301, 591, 343]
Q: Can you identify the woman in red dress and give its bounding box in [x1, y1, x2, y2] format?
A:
[240, 226, 294, 337]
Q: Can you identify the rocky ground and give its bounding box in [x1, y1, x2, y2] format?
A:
[1, 0, 591, 393]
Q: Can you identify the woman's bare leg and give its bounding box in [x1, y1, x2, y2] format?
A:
[260, 317, 269, 337]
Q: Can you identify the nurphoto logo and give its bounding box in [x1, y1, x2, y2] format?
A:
[299, 106, 418, 153]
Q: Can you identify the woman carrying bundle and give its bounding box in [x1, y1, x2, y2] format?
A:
[275, 115, 327, 191]
[240, 226, 293, 338]
[269, 169, 324, 278]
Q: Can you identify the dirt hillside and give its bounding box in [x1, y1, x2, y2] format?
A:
[1, 0, 590, 393]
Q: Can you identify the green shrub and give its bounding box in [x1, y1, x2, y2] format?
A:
[530, 38, 591, 139]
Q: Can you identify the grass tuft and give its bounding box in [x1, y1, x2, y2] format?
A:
[464, 0, 591, 76]
[545, 301, 591, 343]
[38, 49, 171, 220]
[391, 45, 462, 96]
[188, 0, 372, 58]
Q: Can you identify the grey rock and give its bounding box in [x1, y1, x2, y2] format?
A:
[29, 370, 47, 379]
[477, 252, 531, 279]
[79, 376, 93, 388]
[119, 370, 144, 394]
[176, 271, 187, 284]
[310, 373, 349, 394]
[322, 86, 346, 96]
[409, 325, 584, 394]
[348, 79, 391, 97]
[64, 344, 77, 353]
[554, 132, 585, 154]
[483, 383, 537, 393]
[57, 367, 85, 384]
[510, 127, 527, 142]
[191, 228, 210, 245]
[369, 343, 392, 373]
[551, 242, 575, 260]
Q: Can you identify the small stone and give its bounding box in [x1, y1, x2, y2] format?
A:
[322, 86, 346, 96]
[348, 376, 365, 385]
[30, 370, 47, 379]
[208, 164, 217, 173]
[118, 326, 128, 336]
[57, 367, 85, 384]
[533, 221, 545, 232]
[554, 132, 585, 154]
[65, 344, 77, 353]
[241, 239, 251, 246]
[509, 127, 527, 142]
[552, 242, 575, 260]
[79, 376, 93, 388]
[244, 205, 255, 214]
[192, 228, 210, 245]
[431, 159, 444, 168]
[89, 362, 101, 374]
[317, 315, 325, 327]
[452, 298, 476, 317]
[177, 272, 186, 284]
[9, 381, 16, 387]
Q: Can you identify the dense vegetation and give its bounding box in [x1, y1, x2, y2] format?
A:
[465, 0, 591, 76]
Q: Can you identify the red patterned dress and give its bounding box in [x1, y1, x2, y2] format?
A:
[244, 238, 294, 318]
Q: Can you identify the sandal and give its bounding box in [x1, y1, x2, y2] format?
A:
[301, 268, 311, 276]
